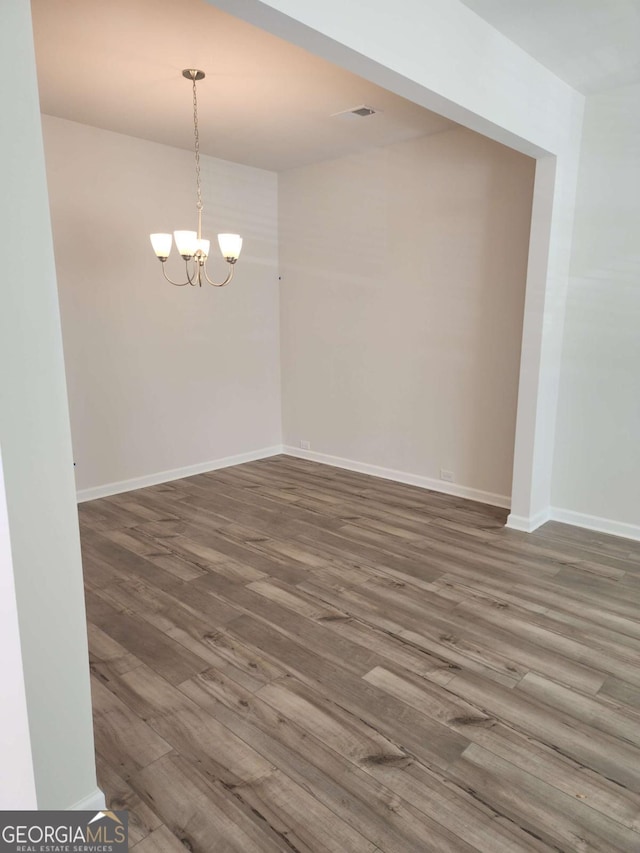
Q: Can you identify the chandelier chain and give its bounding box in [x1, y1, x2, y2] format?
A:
[192, 74, 203, 215]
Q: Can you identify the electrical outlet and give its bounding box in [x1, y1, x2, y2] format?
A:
[300, 440, 311, 450]
[440, 469, 454, 483]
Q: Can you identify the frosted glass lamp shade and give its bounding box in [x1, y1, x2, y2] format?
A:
[218, 233, 243, 261]
[196, 238, 210, 258]
[174, 230, 198, 258]
[150, 233, 172, 259]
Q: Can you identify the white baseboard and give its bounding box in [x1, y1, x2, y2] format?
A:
[67, 786, 106, 811]
[76, 445, 283, 503]
[282, 446, 510, 509]
[505, 509, 551, 533]
[550, 507, 640, 543]
[506, 505, 640, 543]
[75, 442, 640, 543]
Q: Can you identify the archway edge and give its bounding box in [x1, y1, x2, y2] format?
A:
[210, 0, 585, 527]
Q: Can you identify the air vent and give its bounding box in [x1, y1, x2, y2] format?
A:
[351, 106, 376, 117]
[331, 104, 381, 119]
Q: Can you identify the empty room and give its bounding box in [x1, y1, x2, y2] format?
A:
[2, 0, 639, 851]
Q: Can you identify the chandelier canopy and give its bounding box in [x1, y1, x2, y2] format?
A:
[150, 69, 242, 288]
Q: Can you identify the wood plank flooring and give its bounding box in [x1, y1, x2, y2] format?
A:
[80, 455, 640, 852]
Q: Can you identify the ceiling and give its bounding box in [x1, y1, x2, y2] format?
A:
[30, 0, 456, 173]
[459, 0, 640, 94]
[32, 0, 638, 172]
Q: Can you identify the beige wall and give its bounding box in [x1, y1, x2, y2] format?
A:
[279, 128, 535, 501]
[42, 115, 281, 497]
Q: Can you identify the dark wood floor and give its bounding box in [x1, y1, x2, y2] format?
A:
[80, 455, 640, 852]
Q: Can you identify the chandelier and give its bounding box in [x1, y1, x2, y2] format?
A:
[150, 69, 242, 287]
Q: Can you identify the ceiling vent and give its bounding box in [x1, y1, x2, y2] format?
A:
[350, 105, 376, 117]
[332, 105, 381, 119]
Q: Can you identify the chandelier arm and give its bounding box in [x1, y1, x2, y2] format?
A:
[184, 258, 200, 286]
[160, 263, 190, 287]
[202, 260, 236, 288]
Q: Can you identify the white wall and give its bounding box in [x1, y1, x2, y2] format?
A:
[552, 82, 640, 536]
[0, 449, 37, 809]
[42, 116, 281, 497]
[280, 128, 535, 502]
[213, 0, 584, 531]
[0, 1, 98, 809]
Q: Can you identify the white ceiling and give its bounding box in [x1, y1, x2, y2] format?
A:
[30, 0, 456, 172]
[458, 0, 640, 94]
